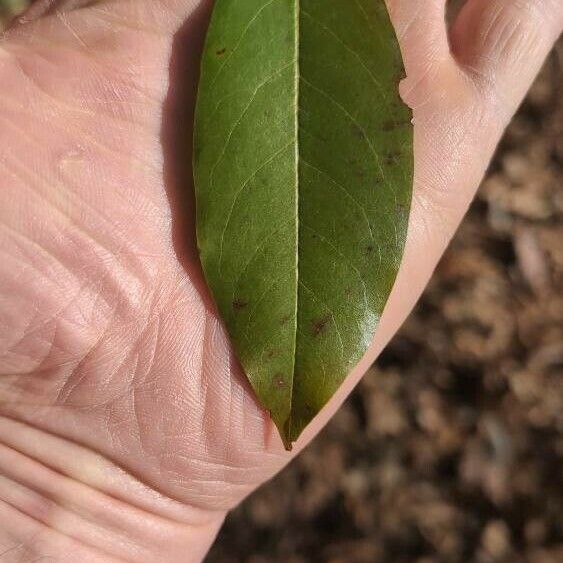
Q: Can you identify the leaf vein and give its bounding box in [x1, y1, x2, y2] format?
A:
[300, 157, 376, 246]
[231, 223, 289, 297]
[301, 223, 369, 315]
[218, 141, 294, 275]
[209, 0, 281, 88]
[301, 9, 389, 104]
[300, 77, 387, 183]
[208, 61, 295, 197]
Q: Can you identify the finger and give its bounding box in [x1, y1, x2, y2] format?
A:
[385, 0, 452, 75]
[384, 0, 461, 109]
[451, 0, 563, 121]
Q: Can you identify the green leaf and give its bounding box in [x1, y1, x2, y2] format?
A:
[194, 0, 413, 449]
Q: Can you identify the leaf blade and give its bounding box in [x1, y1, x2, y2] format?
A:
[194, 0, 413, 449]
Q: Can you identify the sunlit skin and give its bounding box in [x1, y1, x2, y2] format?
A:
[0, 0, 561, 560]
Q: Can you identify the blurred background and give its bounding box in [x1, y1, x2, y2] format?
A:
[2, 2, 562, 562]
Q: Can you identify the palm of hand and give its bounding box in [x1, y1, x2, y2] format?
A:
[0, 0, 560, 560]
[1, 1, 316, 519]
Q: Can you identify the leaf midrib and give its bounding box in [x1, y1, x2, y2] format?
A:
[288, 0, 300, 444]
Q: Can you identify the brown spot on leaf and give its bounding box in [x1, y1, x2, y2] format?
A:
[382, 117, 412, 132]
[232, 299, 248, 311]
[275, 375, 286, 389]
[312, 315, 331, 337]
[366, 244, 374, 254]
[216, 47, 227, 56]
[280, 314, 291, 326]
[384, 151, 402, 166]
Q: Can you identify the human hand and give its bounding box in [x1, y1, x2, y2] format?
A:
[0, 1, 561, 561]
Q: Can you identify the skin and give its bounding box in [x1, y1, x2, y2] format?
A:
[0, 0, 561, 560]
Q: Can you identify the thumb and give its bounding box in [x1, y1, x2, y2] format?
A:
[451, 0, 563, 125]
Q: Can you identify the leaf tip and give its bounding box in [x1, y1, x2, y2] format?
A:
[276, 417, 294, 452]
[282, 436, 293, 452]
